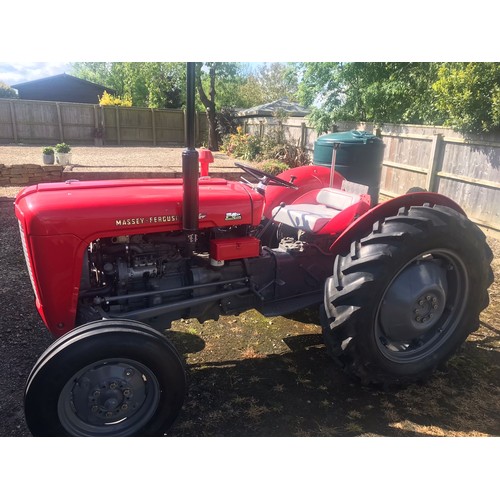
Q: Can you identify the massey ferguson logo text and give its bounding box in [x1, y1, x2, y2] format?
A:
[115, 215, 180, 226]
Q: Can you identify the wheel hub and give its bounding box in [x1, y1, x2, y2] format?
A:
[88, 379, 132, 419]
[412, 292, 442, 326]
[380, 260, 447, 342]
[69, 363, 148, 426]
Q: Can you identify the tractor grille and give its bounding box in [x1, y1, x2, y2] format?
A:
[18, 220, 39, 302]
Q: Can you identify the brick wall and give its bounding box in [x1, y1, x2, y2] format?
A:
[0, 164, 63, 186]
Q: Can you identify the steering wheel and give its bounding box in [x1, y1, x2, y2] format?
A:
[235, 162, 297, 189]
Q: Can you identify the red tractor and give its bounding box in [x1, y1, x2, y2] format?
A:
[16, 65, 493, 436]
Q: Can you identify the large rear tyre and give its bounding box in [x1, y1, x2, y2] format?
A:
[25, 320, 186, 436]
[322, 204, 493, 386]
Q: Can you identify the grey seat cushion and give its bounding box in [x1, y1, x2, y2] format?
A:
[273, 203, 340, 232]
[272, 188, 361, 232]
[316, 188, 361, 210]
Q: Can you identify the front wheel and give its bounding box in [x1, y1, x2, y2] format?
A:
[322, 204, 493, 386]
[25, 320, 186, 436]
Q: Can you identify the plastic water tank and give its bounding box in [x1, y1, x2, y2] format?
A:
[313, 130, 385, 204]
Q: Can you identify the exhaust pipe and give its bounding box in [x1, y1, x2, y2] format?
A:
[182, 62, 199, 232]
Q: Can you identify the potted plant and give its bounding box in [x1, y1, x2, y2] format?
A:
[55, 143, 72, 166]
[42, 146, 55, 165]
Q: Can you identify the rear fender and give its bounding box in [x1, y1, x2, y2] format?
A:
[329, 192, 466, 255]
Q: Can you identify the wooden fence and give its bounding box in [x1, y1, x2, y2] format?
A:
[1, 98, 498, 231]
[242, 117, 316, 153]
[374, 124, 500, 232]
[0, 98, 208, 146]
[240, 117, 500, 232]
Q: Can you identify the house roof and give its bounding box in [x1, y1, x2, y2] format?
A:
[12, 73, 115, 94]
[237, 98, 309, 117]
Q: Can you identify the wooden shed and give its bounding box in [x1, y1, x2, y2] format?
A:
[11, 73, 115, 104]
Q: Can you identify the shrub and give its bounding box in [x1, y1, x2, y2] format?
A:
[55, 143, 71, 153]
[258, 160, 289, 176]
[42, 147, 54, 155]
[268, 142, 310, 168]
[222, 125, 310, 169]
[221, 127, 262, 161]
[99, 90, 132, 107]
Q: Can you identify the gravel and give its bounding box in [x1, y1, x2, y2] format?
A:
[0, 144, 238, 169]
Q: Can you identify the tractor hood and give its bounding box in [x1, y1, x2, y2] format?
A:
[15, 177, 264, 241]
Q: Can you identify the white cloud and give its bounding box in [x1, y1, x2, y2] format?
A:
[0, 62, 71, 86]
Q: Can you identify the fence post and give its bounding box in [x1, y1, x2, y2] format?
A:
[425, 133, 443, 192]
[9, 100, 18, 143]
[101, 106, 106, 145]
[93, 105, 99, 129]
[259, 120, 264, 138]
[115, 106, 121, 145]
[56, 102, 64, 142]
[151, 108, 156, 146]
[300, 122, 307, 149]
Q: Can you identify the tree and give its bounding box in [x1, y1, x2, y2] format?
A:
[432, 62, 500, 134]
[256, 63, 298, 102]
[296, 62, 443, 132]
[195, 62, 240, 150]
[71, 62, 125, 93]
[0, 81, 17, 98]
[71, 62, 185, 108]
[141, 63, 184, 108]
[216, 73, 264, 110]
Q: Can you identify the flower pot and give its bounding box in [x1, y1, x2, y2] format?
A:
[56, 152, 72, 166]
[43, 154, 55, 165]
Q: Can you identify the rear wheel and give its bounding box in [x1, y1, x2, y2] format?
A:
[322, 204, 493, 386]
[25, 320, 186, 436]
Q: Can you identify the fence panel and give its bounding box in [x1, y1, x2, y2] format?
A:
[118, 107, 154, 144]
[59, 102, 96, 143]
[379, 134, 434, 194]
[238, 117, 500, 231]
[377, 127, 500, 231]
[0, 98, 207, 146]
[436, 139, 500, 229]
[11, 100, 60, 143]
[154, 109, 185, 144]
[0, 100, 15, 141]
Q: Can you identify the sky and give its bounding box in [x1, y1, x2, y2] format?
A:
[0, 62, 72, 86]
[1, 1, 495, 89]
[0, 62, 262, 86]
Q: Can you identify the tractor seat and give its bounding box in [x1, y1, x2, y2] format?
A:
[272, 188, 363, 233]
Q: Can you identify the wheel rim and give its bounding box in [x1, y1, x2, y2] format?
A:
[376, 249, 468, 363]
[58, 358, 161, 436]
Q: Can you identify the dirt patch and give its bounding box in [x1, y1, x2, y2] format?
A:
[0, 184, 499, 437]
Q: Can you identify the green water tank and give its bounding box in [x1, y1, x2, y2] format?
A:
[313, 130, 385, 204]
